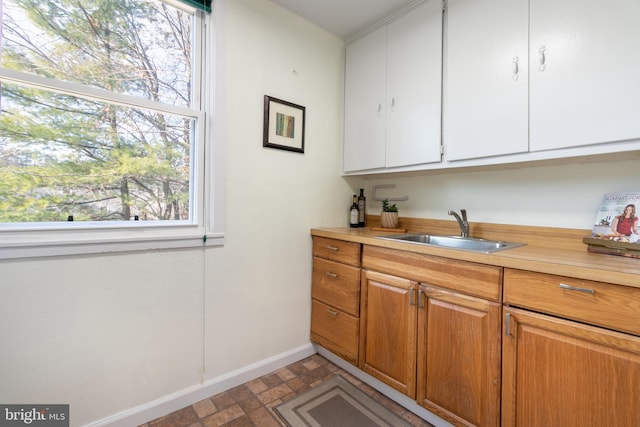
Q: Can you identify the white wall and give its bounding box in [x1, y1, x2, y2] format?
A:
[0, 251, 206, 422]
[361, 157, 640, 230]
[203, 0, 350, 378]
[0, 0, 351, 425]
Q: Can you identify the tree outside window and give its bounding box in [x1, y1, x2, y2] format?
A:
[0, 0, 202, 224]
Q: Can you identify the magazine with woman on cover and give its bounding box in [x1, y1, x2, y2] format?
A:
[584, 192, 640, 257]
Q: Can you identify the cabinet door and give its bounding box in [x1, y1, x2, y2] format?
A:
[417, 285, 502, 427]
[386, 0, 443, 167]
[444, 0, 528, 161]
[344, 26, 386, 172]
[530, 0, 640, 151]
[361, 270, 417, 398]
[502, 307, 640, 427]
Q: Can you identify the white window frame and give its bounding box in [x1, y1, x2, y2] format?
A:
[0, 1, 225, 260]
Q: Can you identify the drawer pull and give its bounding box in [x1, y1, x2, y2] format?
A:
[325, 308, 338, 316]
[559, 283, 595, 295]
[538, 45, 546, 71]
[512, 55, 520, 81]
[325, 272, 338, 278]
[326, 246, 339, 251]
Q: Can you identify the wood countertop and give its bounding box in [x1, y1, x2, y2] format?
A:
[311, 218, 640, 289]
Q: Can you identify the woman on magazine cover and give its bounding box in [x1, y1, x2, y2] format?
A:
[611, 204, 638, 237]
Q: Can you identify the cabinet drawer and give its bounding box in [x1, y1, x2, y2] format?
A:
[313, 237, 361, 267]
[312, 257, 360, 316]
[504, 269, 640, 336]
[311, 300, 359, 364]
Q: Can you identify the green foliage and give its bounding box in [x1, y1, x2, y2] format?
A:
[382, 198, 398, 212]
[0, 0, 194, 222]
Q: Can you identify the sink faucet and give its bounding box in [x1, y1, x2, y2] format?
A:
[448, 209, 469, 238]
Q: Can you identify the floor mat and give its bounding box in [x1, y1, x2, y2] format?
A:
[274, 375, 413, 427]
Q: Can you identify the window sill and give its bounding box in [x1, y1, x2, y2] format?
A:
[0, 232, 224, 260]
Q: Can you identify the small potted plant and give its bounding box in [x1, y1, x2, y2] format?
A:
[380, 199, 399, 229]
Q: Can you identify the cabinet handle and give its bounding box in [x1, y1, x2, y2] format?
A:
[326, 245, 339, 251]
[512, 56, 519, 81]
[505, 312, 511, 337]
[559, 283, 595, 295]
[418, 289, 424, 308]
[390, 97, 395, 112]
[409, 288, 415, 306]
[325, 272, 338, 278]
[325, 308, 338, 316]
[377, 103, 382, 113]
[538, 46, 546, 71]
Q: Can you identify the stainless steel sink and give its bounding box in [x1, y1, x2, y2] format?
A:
[376, 233, 526, 253]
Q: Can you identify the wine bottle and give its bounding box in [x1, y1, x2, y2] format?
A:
[349, 195, 359, 228]
[357, 188, 366, 227]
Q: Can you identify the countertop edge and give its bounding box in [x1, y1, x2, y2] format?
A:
[311, 227, 640, 289]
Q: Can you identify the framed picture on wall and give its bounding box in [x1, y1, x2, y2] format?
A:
[263, 95, 305, 153]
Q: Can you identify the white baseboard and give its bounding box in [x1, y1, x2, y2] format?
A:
[87, 343, 316, 427]
[316, 346, 454, 427]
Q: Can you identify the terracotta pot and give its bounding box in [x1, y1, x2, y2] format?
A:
[380, 211, 399, 229]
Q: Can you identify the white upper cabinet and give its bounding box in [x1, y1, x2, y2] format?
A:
[344, 26, 387, 172]
[386, 1, 443, 168]
[345, 0, 640, 174]
[444, 0, 528, 161]
[529, 0, 640, 151]
[343, 0, 443, 173]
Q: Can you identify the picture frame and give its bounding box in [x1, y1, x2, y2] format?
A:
[263, 95, 305, 153]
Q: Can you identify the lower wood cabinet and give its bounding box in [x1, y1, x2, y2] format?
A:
[417, 286, 501, 427]
[502, 269, 640, 427]
[360, 245, 502, 426]
[360, 270, 418, 398]
[312, 237, 640, 427]
[502, 307, 640, 427]
[310, 237, 362, 366]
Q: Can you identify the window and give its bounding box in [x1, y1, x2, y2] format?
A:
[0, 0, 220, 258]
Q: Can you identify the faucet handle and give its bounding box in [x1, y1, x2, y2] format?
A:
[461, 209, 467, 222]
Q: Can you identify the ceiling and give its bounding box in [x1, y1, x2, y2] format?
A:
[270, 0, 421, 40]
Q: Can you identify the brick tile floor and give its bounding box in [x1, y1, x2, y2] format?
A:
[140, 354, 434, 427]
